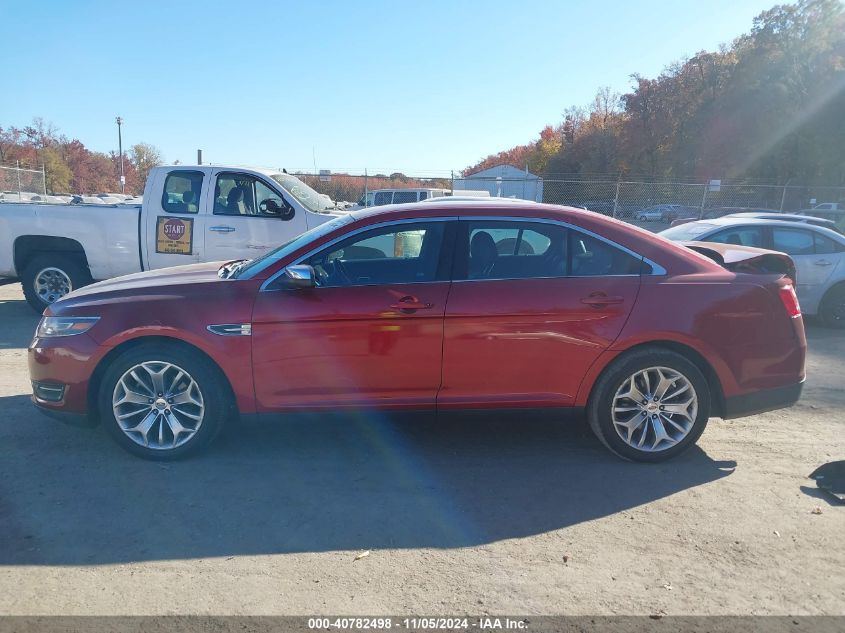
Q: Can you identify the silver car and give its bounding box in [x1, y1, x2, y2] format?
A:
[660, 218, 845, 328]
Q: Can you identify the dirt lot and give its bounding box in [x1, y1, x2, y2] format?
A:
[0, 281, 842, 616]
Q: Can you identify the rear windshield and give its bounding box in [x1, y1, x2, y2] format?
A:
[659, 222, 718, 241]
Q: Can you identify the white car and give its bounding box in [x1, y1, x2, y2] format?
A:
[660, 217, 845, 328]
[635, 206, 666, 222]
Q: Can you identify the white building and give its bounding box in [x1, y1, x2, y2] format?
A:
[455, 164, 543, 202]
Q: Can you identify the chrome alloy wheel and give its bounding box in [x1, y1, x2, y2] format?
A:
[611, 366, 698, 452]
[112, 361, 205, 450]
[34, 267, 72, 304]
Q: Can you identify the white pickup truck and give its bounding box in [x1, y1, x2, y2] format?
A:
[0, 165, 343, 311]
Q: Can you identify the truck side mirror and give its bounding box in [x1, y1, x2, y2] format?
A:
[259, 198, 295, 221]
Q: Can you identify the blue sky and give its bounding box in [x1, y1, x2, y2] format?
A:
[2, 0, 776, 174]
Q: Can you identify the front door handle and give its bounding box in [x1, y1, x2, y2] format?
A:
[210, 225, 236, 233]
[390, 296, 434, 313]
[580, 293, 625, 307]
[814, 260, 833, 266]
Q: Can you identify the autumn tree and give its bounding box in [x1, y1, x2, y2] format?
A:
[130, 142, 163, 187]
[465, 0, 845, 186]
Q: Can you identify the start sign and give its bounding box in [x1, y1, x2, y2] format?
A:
[156, 216, 194, 255]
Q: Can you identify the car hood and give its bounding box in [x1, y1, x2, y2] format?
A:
[48, 261, 229, 314]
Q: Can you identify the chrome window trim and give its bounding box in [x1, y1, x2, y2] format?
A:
[259, 214, 666, 292]
[260, 217, 456, 291]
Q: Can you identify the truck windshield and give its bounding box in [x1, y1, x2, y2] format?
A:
[231, 214, 355, 279]
[271, 173, 334, 213]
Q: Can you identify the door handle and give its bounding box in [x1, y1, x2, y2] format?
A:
[390, 296, 434, 313]
[813, 260, 833, 266]
[580, 293, 625, 307]
[209, 225, 236, 233]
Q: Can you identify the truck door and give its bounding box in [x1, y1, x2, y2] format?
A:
[204, 169, 309, 262]
[142, 168, 209, 270]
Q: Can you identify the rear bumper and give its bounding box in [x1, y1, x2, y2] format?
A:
[723, 380, 804, 419]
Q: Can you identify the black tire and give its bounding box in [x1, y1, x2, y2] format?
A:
[818, 284, 845, 329]
[587, 347, 711, 462]
[98, 343, 228, 460]
[21, 254, 92, 313]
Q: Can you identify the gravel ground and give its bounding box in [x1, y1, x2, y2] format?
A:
[0, 281, 842, 616]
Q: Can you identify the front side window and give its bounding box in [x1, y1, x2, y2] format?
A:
[306, 222, 446, 287]
[706, 226, 765, 248]
[214, 173, 287, 217]
[771, 228, 814, 255]
[455, 220, 642, 281]
[161, 171, 203, 214]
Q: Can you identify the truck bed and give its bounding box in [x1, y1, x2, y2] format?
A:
[0, 202, 142, 280]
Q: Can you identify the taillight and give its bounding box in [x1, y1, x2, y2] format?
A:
[779, 284, 801, 318]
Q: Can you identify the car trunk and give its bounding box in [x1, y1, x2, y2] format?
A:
[683, 241, 797, 286]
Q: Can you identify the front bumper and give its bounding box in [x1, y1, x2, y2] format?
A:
[723, 380, 804, 419]
[28, 333, 103, 416]
[32, 399, 96, 427]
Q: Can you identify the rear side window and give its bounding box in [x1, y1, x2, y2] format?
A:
[373, 192, 392, 206]
[569, 231, 642, 276]
[393, 191, 417, 204]
[455, 220, 642, 280]
[772, 228, 814, 255]
[161, 171, 203, 214]
[706, 227, 764, 248]
[813, 233, 843, 254]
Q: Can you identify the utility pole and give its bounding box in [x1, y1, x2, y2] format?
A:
[115, 116, 125, 194]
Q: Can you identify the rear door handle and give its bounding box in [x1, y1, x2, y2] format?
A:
[814, 260, 833, 266]
[580, 293, 625, 307]
[390, 296, 434, 313]
[210, 225, 236, 233]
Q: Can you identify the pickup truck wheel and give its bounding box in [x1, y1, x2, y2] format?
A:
[22, 254, 91, 312]
[587, 348, 710, 462]
[819, 285, 845, 329]
[98, 344, 227, 460]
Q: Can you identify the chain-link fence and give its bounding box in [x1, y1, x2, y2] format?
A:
[0, 162, 47, 199]
[297, 171, 845, 226]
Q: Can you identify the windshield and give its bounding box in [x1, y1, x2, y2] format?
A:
[271, 173, 334, 213]
[659, 222, 718, 241]
[232, 214, 355, 279]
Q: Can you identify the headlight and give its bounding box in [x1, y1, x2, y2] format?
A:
[36, 316, 100, 338]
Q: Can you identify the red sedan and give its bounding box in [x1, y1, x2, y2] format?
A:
[28, 201, 806, 461]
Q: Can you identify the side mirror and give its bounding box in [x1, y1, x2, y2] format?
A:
[281, 264, 316, 289]
[260, 198, 296, 221]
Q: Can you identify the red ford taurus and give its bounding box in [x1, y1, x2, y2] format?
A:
[28, 201, 806, 461]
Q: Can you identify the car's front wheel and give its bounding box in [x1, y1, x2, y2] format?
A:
[587, 348, 711, 462]
[98, 343, 228, 459]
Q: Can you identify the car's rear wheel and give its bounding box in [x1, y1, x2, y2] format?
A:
[22, 254, 92, 312]
[819, 285, 845, 329]
[587, 348, 710, 462]
[98, 343, 228, 460]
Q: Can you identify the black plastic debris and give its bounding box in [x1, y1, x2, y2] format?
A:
[809, 460, 845, 502]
